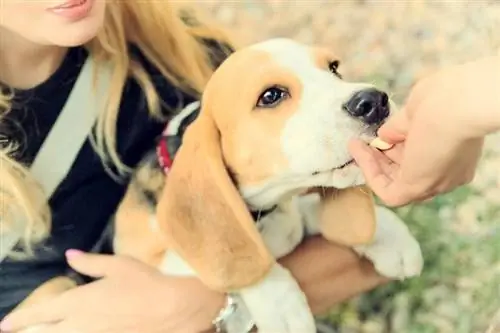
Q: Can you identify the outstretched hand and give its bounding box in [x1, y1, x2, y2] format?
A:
[349, 110, 483, 206]
[348, 56, 494, 207]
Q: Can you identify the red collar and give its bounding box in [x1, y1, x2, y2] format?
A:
[157, 125, 173, 174]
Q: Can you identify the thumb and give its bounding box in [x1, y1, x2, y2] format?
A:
[377, 108, 410, 143]
[65, 249, 141, 278]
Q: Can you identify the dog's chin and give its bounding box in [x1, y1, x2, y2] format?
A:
[307, 161, 365, 190]
[311, 159, 354, 176]
[239, 163, 365, 209]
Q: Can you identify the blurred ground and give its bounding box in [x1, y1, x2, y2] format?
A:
[193, 1, 500, 332]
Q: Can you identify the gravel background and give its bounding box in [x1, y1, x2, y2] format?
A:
[193, 2, 500, 332]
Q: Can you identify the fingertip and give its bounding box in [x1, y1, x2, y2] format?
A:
[65, 249, 84, 261]
[0, 318, 10, 332]
[377, 125, 406, 144]
[377, 110, 410, 144]
[0, 310, 32, 332]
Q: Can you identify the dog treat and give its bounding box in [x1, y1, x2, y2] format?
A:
[370, 137, 393, 151]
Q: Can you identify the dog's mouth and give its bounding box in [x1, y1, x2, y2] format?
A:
[311, 159, 354, 176]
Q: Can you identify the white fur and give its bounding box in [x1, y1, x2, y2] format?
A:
[164, 101, 200, 136]
[353, 206, 424, 279]
[243, 39, 377, 208]
[159, 38, 423, 333]
[238, 264, 315, 333]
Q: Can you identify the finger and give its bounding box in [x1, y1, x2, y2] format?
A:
[1, 282, 101, 332]
[369, 147, 399, 176]
[382, 142, 404, 163]
[377, 109, 410, 143]
[0, 304, 66, 331]
[349, 140, 394, 189]
[349, 140, 414, 207]
[65, 250, 142, 278]
[31, 320, 84, 333]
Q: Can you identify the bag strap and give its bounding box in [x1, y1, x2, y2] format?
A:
[0, 55, 112, 262]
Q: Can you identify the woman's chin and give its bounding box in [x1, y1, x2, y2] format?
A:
[48, 24, 102, 47]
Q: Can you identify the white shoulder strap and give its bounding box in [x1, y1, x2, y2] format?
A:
[0, 55, 112, 262]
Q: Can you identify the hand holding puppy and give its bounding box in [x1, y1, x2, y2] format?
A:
[0, 251, 224, 333]
[350, 55, 500, 206]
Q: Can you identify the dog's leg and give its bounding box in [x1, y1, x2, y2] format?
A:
[159, 250, 315, 333]
[353, 206, 424, 279]
[238, 263, 315, 333]
[297, 194, 423, 279]
[258, 202, 306, 258]
[158, 250, 257, 333]
[295, 193, 322, 236]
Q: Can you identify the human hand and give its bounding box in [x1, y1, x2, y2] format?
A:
[279, 237, 388, 315]
[348, 56, 500, 206]
[0, 250, 224, 333]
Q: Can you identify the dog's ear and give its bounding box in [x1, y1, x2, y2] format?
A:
[318, 185, 376, 246]
[155, 111, 274, 292]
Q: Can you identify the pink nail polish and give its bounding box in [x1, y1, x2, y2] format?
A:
[65, 249, 84, 259]
[0, 319, 10, 331]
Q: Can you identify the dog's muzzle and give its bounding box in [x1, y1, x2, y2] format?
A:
[343, 88, 390, 125]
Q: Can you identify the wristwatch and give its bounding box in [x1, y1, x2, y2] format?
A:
[212, 294, 256, 333]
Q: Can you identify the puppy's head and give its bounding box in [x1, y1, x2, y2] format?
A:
[205, 38, 393, 209]
[155, 39, 392, 290]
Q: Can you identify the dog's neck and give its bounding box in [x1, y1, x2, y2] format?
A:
[240, 180, 307, 208]
[240, 185, 303, 223]
[249, 205, 277, 221]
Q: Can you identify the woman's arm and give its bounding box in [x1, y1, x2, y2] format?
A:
[0, 240, 388, 332]
[279, 236, 388, 315]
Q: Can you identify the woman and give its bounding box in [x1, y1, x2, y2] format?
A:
[0, 1, 386, 332]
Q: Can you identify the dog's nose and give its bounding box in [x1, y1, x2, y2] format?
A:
[343, 88, 390, 125]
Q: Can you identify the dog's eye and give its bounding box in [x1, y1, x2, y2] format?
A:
[328, 60, 341, 77]
[256, 86, 289, 108]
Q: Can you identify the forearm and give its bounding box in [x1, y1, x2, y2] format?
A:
[483, 55, 500, 134]
[461, 55, 500, 137]
[278, 236, 389, 315]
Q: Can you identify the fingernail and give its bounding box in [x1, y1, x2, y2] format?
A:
[0, 319, 10, 331]
[65, 249, 84, 260]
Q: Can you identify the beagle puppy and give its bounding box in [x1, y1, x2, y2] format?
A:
[12, 38, 423, 333]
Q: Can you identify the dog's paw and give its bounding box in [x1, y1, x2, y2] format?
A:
[238, 263, 316, 333]
[354, 206, 424, 280]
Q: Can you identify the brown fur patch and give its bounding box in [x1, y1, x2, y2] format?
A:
[310, 47, 341, 70]
[113, 181, 168, 267]
[156, 111, 274, 291]
[215, 50, 303, 187]
[133, 150, 166, 205]
[318, 185, 376, 245]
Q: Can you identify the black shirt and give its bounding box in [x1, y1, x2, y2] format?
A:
[0, 44, 224, 318]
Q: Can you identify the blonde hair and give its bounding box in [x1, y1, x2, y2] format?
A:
[0, 1, 235, 257]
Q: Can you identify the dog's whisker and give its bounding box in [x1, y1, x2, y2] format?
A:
[357, 187, 369, 196]
[320, 186, 327, 197]
[328, 189, 339, 201]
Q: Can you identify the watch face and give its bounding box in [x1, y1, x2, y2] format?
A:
[217, 295, 255, 333]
